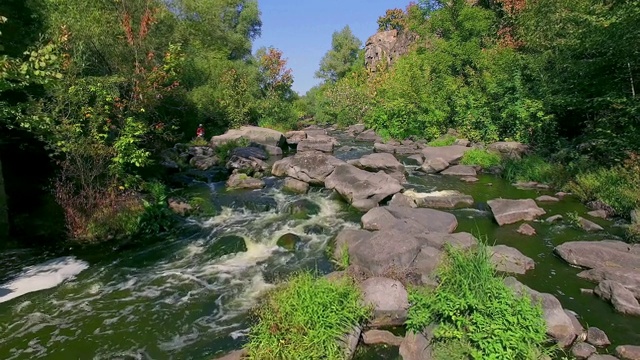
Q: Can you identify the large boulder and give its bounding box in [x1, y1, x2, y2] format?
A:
[487, 199, 546, 226]
[285, 130, 306, 145]
[421, 145, 471, 165]
[211, 126, 286, 149]
[365, 29, 416, 72]
[349, 229, 423, 275]
[226, 155, 267, 175]
[420, 158, 450, 174]
[356, 129, 383, 142]
[271, 151, 345, 185]
[189, 155, 219, 170]
[325, 164, 404, 212]
[403, 189, 474, 209]
[440, 165, 477, 176]
[555, 240, 640, 270]
[226, 173, 264, 190]
[594, 280, 640, 316]
[297, 138, 335, 153]
[361, 206, 458, 234]
[283, 177, 310, 194]
[490, 245, 535, 274]
[578, 267, 640, 299]
[488, 141, 529, 159]
[360, 277, 410, 327]
[348, 153, 406, 183]
[230, 146, 268, 160]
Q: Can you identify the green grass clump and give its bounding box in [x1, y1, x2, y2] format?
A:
[502, 155, 567, 186]
[247, 272, 370, 360]
[214, 138, 250, 163]
[460, 148, 502, 168]
[428, 134, 457, 147]
[568, 166, 640, 217]
[406, 245, 548, 360]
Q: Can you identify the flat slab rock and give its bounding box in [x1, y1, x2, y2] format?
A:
[348, 152, 406, 183]
[361, 206, 458, 234]
[490, 245, 535, 274]
[271, 151, 345, 185]
[440, 165, 477, 176]
[594, 280, 640, 316]
[325, 164, 404, 212]
[517, 223, 537, 236]
[617, 345, 640, 360]
[421, 145, 471, 165]
[487, 198, 546, 226]
[578, 267, 640, 298]
[297, 138, 335, 153]
[555, 240, 640, 270]
[403, 189, 474, 209]
[362, 329, 404, 347]
[210, 126, 286, 148]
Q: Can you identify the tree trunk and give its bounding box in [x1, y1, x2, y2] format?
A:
[0, 155, 8, 243]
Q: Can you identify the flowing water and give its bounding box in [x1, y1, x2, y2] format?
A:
[0, 133, 638, 359]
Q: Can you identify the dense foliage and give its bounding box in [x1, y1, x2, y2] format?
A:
[0, 0, 298, 243]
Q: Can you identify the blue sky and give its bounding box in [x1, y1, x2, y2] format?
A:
[252, 0, 410, 95]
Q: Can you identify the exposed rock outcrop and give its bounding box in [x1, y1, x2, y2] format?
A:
[271, 151, 345, 185]
[324, 164, 404, 211]
[348, 153, 406, 183]
[365, 30, 416, 72]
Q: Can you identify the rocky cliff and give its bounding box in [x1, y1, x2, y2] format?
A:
[364, 30, 416, 72]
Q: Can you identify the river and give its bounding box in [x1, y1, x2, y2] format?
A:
[0, 132, 638, 359]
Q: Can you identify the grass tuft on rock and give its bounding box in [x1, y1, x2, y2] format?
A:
[406, 244, 549, 360]
[460, 148, 502, 168]
[502, 155, 567, 186]
[428, 134, 457, 147]
[247, 272, 370, 360]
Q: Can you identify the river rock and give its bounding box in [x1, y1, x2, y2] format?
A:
[490, 245, 535, 274]
[594, 280, 640, 316]
[399, 327, 434, 360]
[488, 141, 529, 159]
[226, 155, 267, 175]
[230, 146, 268, 160]
[303, 127, 327, 137]
[420, 158, 450, 173]
[578, 267, 640, 298]
[214, 349, 247, 360]
[579, 217, 604, 232]
[617, 345, 640, 360]
[461, 176, 479, 183]
[285, 130, 306, 145]
[454, 139, 470, 147]
[572, 342, 597, 359]
[211, 126, 286, 148]
[564, 309, 585, 336]
[348, 153, 406, 183]
[226, 173, 264, 189]
[440, 165, 477, 176]
[411, 246, 444, 281]
[504, 277, 579, 347]
[297, 138, 334, 153]
[349, 229, 423, 275]
[487, 199, 546, 226]
[586, 327, 611, 347]
[363, 329, 404, 346]
[333, 229, 374, 261]
[272, 151, 345, 185]
[360, 277, 410, 327]
[347, 124, 365, 136]
[421, 232, 478, 251]
[536, 195, 560, 202]
[361, 206, 458, 234]
[283, 199, 321, 219]
[389, 193, 418, 208]
[374, 142, 396, 154]
[406, 154, 424, 165]
[421, 145, 470, 165]
[546, 215, 564, 223]
[403, 189, 474, 209]
[276, 233, 301, 251]
[339, 325, 361, 360]
[283, 177, 309, 194]
[324, 164, 404, 211]
[189, 155, 219, 170]
[168, 198, 193, 215]
[356, 129, 383, 142]
[517, 223, 537, 236]
[555, 240, 640, 270]
[587, 355, 620, 360]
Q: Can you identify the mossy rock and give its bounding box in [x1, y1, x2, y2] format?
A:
[282, 199, 321, 220]
[210, 235, 248, 257]
[276, 233, 302, 251]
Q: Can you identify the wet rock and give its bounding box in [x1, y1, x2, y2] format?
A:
[537, 195, 560, 202]
[513, 181, 541, 189]
[588, 210, 608, 219]
[324, 164, 404, 212]
[285, 130, 306, 145]
[399, 327, 434, 360]
[189, 155, 219, 170]
[517, 223, 537, 236]
[356, 129, 383, 142]
[488, 141, 529, 159]
[360, 277, 409, 327]
[403, 189, 474, 209]
[212, 235, 248, 257]
[490, 245, 535, 274]
[282, 199, 321, 219]
[504, 277, 578, 347]
[420, 158, 449, 173]
[337, 146, 357, 152]
[555, 240, 640, 270]
[363, 329, 404, 346]
[168, 198, 193, 215]
[213, 349, 247, 360]
[283, 177, 309, 194]
[594, 280, 640, 316]
[556, 191, 570, 199]
[374, 142, 396, 153]
[389, 193, 418, 208]
[546, 215, 564, 223]
[616, 345, 640, 360]
[361, 206, 458, 234]
[272, 151, 345, 185]
[349, 229, 423, 275]
[440, 165, 477, 176]
[348, 153, 406, 183]
[487, 199, 546, 226]
[461, 176, 479, 183]
[572, 342, 597, 359]
[211, 126, 286, 148]
[578, 267, 640, 298]
[303, 224, 327, 235]
[297, 138, 335, 153]
[421, 145, 470, 165]
[586, 327, 611, 347]
[226, 173, 265, 190]
[332, 229, 374, 262]
[579, 217, 604, 232]
[406, 154, 424, 165]
[230, 146, 268, 160]
[226, 155, 267, 175]
[276, 233, 301, 251]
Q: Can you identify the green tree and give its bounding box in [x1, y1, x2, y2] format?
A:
[315, 25, 362, 82]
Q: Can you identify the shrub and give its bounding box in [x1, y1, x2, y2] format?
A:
[460, 148, 502, 168]
[406, 245, 548, 360]
[214, 138, 250, 163]
[428, 135, 457, 147]
[247, 272, 370, 360]
[502, 155, 568, 186]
